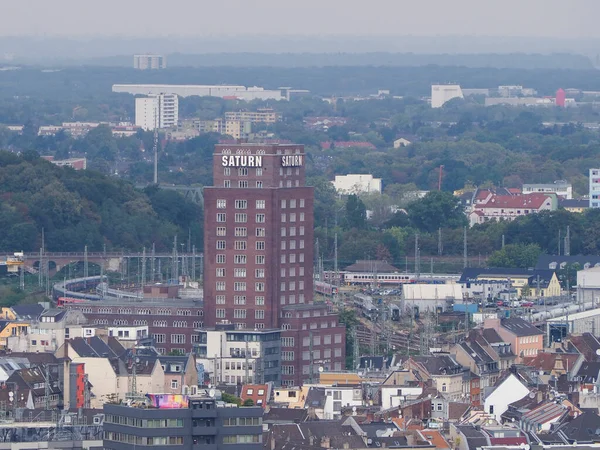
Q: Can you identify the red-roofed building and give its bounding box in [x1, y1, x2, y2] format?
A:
[240, 383, 272, 408]
[469, 193, 555, 226]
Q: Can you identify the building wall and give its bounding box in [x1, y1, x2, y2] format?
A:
[204, 144, 314, 329]
[332, 174, 382, 194]
[484, 373, 530, 421]
[68, 304, 205, 355]
[380, 386, 423, 410]
[431, 85, 463, 108]
[69, 357, 120, 408]
[433, 374, 463, 401]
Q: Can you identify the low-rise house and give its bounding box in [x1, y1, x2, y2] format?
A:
[3, 366, 62, 409]
[484, 372, 530, 421]
[7, 309, 89, 353]
[461, 268, 561, 298]
[484, 317, 544, 362]
[569, 333, 600, 362]
[416, 429, 451, 450]
[453, 338, 499, 390]
[240, 383, 271, 407]
[265, 419, 368, 450]
[551, 411, 600, 443]
[573, 361, 600, 392]
[469, 192, 555, 226]
[55, 337, 165, 407]
[263, 407, 308, 428]
[404, 354, 464, 401]
[559, 198, 588, 213]
[520, 401, 568, 433]
[379, 370, 423, 409]
[523, 352, 583, 383]
[0, 357, 31, 383]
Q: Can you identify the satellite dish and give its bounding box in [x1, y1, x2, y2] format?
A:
[135, 357, 140, 363]
[209, 388, 216, 398]
[595, 349, 600, 356]
[529, 392, 535, 399]
[318, 367, 324, 373]
[352, 406, 357, 412]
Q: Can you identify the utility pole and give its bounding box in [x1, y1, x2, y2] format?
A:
[83, 245, 89, 280]
[334, 232, 338, 288]
[564, 226, 571, 256]
[141, 247, 146, 287]
[172, 236, 179, 283]
[353, 327, 360, 369]
[153, 125, 159, 184]
[414, 234, 420, 278]
[502, 234, 505, 249]
[438, 228, 443, 256]
[463, 226, 468, 268]
[151, 243, 156, 284]
[558, 229, 561, 256]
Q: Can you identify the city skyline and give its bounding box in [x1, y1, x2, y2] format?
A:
[3, 0, 600, 39]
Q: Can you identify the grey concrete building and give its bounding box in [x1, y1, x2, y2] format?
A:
[103, 395, 263, 450]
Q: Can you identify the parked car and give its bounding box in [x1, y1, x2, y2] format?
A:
[521, 301, 534, 307]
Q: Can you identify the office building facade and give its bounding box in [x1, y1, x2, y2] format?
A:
[203, 143, 346, 385]
[135, 93, 179, 131]
[103, 396, 263, 450]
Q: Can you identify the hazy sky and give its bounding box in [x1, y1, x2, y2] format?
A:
[3, 0, 600, 38]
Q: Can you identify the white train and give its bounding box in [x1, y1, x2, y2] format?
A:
[323, 271, 459, 286]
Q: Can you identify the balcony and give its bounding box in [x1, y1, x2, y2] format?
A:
[193, 426, 217, 435]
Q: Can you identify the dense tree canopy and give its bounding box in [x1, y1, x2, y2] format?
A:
[0, 152, 202, 252]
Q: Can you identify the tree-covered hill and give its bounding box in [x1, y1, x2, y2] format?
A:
[0, 151, 202, 252]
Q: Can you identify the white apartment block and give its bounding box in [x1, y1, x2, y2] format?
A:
[135, 93, 179, 131]
[332, 174, 382, 194]
[590, 169, 600, 208]
[133, 54, 166, 70]
[195, 325, 281, 386]
[431, 84, 464, 108]
[224, 109, 281, 124]
[523, 181, 572, 199]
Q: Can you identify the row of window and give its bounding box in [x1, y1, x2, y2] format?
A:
[215, 240, 266, 250]
[104, 432, 183, 446]
[216, 254, 268, 264]
[218, 198, 306, 209]
[215, 295, 264, 305]
[105, 415, 183, 428]
[214, 309, 265, 319]
[216, 213, 268, 223]
[215, 280, 305, 292]
[281, 226, 306, 237]
[302, 349, 342, 359]
[222, 417, 262, 426]
[222, 435, 262, 444]
[216, 268, 266, 278]
[222, 179, 302, 188]
[279, 293, 306, 305]
[91, 308, 201, 316]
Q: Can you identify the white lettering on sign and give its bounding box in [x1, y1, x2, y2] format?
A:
[281, 155, 303, 167]
[221, 155, 263, 167]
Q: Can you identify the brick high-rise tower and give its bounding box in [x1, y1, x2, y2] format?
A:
[204, 143, 346, 385]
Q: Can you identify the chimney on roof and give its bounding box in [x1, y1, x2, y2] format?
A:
[321, 436, 331, 449]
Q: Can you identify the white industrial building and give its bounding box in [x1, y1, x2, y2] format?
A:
[577, 266, 600, 304]
[431, 84, 464, 108]
[135, 93, 178, 131]
[523, 181, 572, 199]
[114, 84, 285, 101]
[133, 54, 166, 70]
[401, 284, 463, 313]
[332, 174, 382, 194]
